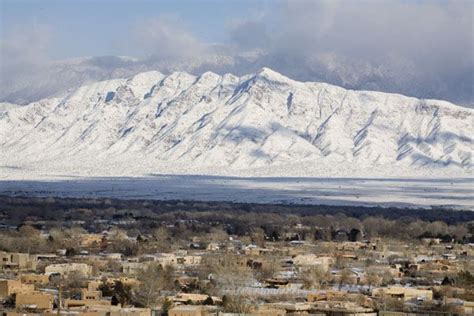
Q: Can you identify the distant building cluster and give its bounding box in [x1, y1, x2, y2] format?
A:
[0, 197, 473, 315]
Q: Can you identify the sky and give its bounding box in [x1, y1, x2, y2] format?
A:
[0, 0, 274, 58]
[0, 0, 473, 106]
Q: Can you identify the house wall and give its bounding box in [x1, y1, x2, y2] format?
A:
[0, 279, 35, 297]
[0, 252, 37, 271]
[20, 274, 50, 285]
[15, 292, 54, 310]
[45, 263, 92, 277]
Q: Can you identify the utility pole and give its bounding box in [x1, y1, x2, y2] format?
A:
[57, 278, 62, 316]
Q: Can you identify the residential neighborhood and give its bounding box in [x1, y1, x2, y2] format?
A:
[0, 197, 473, 315]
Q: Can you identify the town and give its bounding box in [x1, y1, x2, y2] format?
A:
[0, 196, 473, 315]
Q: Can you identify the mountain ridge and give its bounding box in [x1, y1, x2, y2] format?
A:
[1, 67, 473, 179]
[3, 55, 473, 108]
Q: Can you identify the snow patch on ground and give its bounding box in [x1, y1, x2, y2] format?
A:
[1, 175, 472, 210]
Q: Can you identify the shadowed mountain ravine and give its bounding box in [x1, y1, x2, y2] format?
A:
[1, 68, 473, 180]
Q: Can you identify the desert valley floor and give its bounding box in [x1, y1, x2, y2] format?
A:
[0, 175, 472, 210]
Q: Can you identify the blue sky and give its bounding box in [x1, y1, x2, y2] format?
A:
[1, 0, 472, 105]
[1, 0, 277, 59]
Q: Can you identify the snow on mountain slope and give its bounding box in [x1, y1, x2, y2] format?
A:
[0, 68, 472, 179]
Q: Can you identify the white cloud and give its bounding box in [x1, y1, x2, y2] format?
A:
[228, 20, 271, 50]
[131, 15, 206, 60]
[0, 1, 472, 106]
[0, 23, 52, 82]
[230, 0, 474, 104]
[276, 0, 473, 67]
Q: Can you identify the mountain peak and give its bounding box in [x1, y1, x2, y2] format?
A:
[256, 67, 291, 82]
[1, 68, 472, 178]
[196, 71, 221, 84]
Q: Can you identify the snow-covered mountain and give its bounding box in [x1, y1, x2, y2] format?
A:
[0, 54, 238, 105]
[3, 54, 473, 107]
[1, 68, 472, 179]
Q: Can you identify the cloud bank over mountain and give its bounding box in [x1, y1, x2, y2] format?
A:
[1, 0, 473, 106]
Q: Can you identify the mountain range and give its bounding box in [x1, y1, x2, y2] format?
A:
[1, 67, 472, 179]
[3, 54, 473, 107]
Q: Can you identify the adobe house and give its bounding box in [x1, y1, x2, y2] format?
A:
[372, 286, 433, 301]
[168, 305, 218, 316]
[81, 288, 103, 301]
[251, 305, 286, 316]
[0, 251, 37, 271]
[15, 291, 54, 310]
[63, 297, 111, 309]
[169, 292, 222, 305]
[44, 263, 92, 277]
[20, 273, 50, 285]
[122, 261, 149, 276]
[292, 254, 332, 272]
[0, 279, 35, 298]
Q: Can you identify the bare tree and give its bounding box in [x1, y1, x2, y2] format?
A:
[222, 295, 254, 314]
[303, 266, 328, 290]
[365, 269, 381, 290]
[152, 227, 172, 252]
[205, 255, 256, 293]
[338, 268, 353, 290]
[134, 263, 175, 308]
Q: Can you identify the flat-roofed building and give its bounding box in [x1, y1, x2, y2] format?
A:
[20, 273, 50, 285]
[0, 279, 35, 298]
[45, 263, 92, 277]
[81, 288, 102, 300]
[0, 251, 37, 271]
[293, 255, 332, 272]
[15, 291, 54, 310]
[168, 305, 217, 316]
[372, 286, 433, 301]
